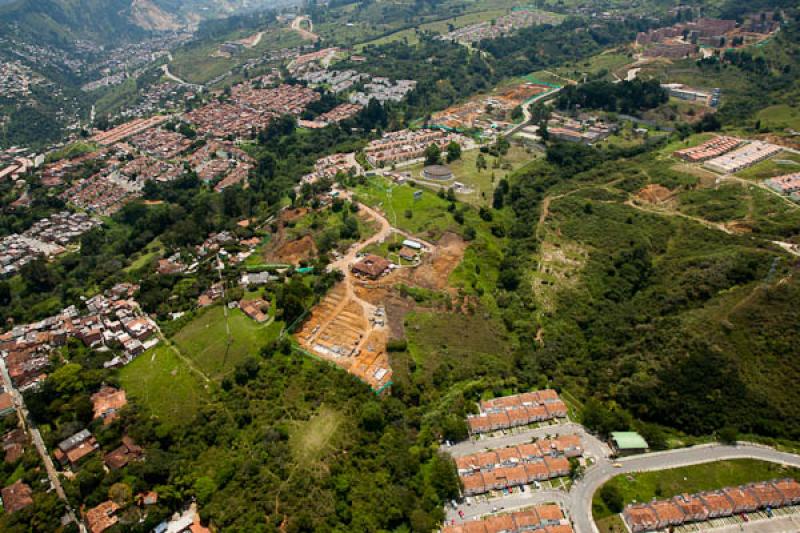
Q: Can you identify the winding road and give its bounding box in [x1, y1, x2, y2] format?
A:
[448, 432, 800, 533]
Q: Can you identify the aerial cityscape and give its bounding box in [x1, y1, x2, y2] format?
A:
[0, 0, 799, 532]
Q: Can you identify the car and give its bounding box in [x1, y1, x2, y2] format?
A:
[492, 506, 498, 513]
[520, 485, 526, 492]
[613, 463, 623, 468]
[458, 510, 464, 518]
[741, 514, 749, 522]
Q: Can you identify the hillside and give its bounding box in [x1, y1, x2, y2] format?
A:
[0, 0, 152, 46]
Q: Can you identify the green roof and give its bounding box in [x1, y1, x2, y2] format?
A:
[611, 431, 649, 450]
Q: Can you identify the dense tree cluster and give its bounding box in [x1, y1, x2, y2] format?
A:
[556, 79, 668, 114]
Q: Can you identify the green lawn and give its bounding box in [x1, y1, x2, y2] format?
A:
[756, 104, 800, 131]
[172, 306, 283, 380]
[119, 344, 209, 428]
[402, 144, 540, 206]
[592, 459, 800, 521]
[354, 176, 461, 239]
[736, 151, 800, 180]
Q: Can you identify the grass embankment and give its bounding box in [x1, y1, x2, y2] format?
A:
[593, 459, 800, 528]
[172, 306, 283, 380]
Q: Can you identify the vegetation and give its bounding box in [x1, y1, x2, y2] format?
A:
[593, 460, 800, 520]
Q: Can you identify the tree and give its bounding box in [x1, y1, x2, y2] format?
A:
[424, 143, 441, 165]
[0, 281, 10, 306]
[600, 484, 624, 513]
[109, 482, 132, 506]
[718, 426, 738, 445]
[446, 141, 462, 162]
[476, 153, 487, 172]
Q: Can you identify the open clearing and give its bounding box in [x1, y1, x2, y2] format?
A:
[119, 344, 209, 427]
[173, 306, 282, 380]
[289, 406, 345, 464]
[401, 144, 539, 206]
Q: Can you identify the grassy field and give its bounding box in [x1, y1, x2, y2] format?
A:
[592, 459, 800, 521]
[119, 344, 209, 427]
[354, 176, 462, 239]
[356, 8, 510, 49]
[401, 144, 540, 206]
[552, 50, 634, 82]
[172, 306, 283, 380]
[756, 104, 800, 131]
[169, 28, 306, 85]
[125, 238, 164, 273]
[736, 151, 800, 180]
[288, 405, 345, 464]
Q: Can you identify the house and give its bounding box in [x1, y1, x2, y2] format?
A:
[516, 443, 542, 461]
[483, 513, 515, 532]
[524, 461, 549, 481]
[2, 429, 27, 464]
[467, 415, 491, 434]
[1, 479, 33, 513]
[623, 504, 659, 533]
[543, 455, 570, 478]
[746, 481, 785, 508]
[487, 411, 511, 431]
[722, 486, 759, 513]
[398, 246, 418, 261]
[650, 501, 685, 529]
[85, 501, 119, 533]
[543, 400, 568, 418]
[0, 391, 14, 417]
[672, 493, 709, 522]
[553, 434, 583, 458]
[351, 255, 391, 279]
[91, 386, 127, 425]
[461, 472, 486, 496]
[240, 299, 270, 323]
[496, 446, 522, 466]
[697, 491, 734, 518]
[535, 504, 564, 525]
[504, 465, 529, 487]
[772, 478, 800, 504]
[55, 429, 98, 466]
[104, 436, 144, 470]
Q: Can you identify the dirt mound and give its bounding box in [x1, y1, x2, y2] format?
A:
[392, 232, 467, 290]
[281, 207, 309, 223]
[268, 235, 317, 264]
[636, 184, 673, 204]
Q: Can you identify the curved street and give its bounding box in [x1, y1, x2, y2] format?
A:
[447, 431, 800, 533]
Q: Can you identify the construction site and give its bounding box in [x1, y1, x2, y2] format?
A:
[295, 283, 392, 391]
[431, 82, 552, 134]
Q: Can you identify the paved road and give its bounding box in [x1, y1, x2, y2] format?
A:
[449, 441, 800, 533]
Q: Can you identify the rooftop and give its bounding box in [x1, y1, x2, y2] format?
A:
[611, 431, 649, 450]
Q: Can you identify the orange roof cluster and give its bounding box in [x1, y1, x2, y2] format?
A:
[456, 436, 581, 496]
[623, 478, 800, 532]
[467, 389, 568, 434]
[673, 135, 740, 162]
[442, 504, 570, 533]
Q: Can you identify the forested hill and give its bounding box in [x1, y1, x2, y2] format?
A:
[0, 0, 154, 46]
